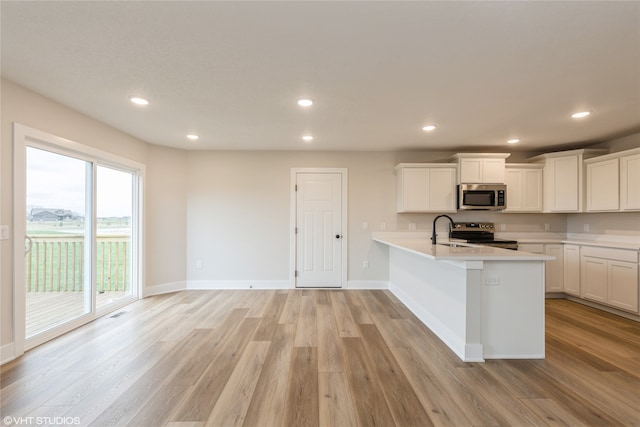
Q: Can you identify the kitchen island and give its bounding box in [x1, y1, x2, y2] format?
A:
[373, 232, 554, 362]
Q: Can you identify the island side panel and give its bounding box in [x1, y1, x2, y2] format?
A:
[481, 260, 545, 359]
[387, 247, 484, 362]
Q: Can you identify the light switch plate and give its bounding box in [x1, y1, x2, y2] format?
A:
[0, 226, 8, 240]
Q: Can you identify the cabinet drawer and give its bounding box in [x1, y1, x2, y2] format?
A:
[580, 246, 638, 263]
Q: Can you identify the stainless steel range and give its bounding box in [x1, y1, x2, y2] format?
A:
[449, 222, 518, 250]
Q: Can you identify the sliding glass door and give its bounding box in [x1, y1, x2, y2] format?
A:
[25, 147, 93, 337]
[15, 123, 142, 352]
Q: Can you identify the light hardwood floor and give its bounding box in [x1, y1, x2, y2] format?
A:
[2, 290, 639, 426]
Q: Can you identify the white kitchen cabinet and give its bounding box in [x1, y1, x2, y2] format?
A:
[580, 246, 639, 313]
[586, 158, 619, 211]
[529, 149, 607, 213]
[581, 256, 608, 303]
[519, 243, 564, 293]
[504, 165, 543, 212]
[450, 153, 510, 184]
[608, 261, 639, 312]
[563, 245, 581, 296]
[545, 244, 564, 293]
[620, 152, 640, 211]
[585, 148, 640, 212]
[395, 164, 457, 213]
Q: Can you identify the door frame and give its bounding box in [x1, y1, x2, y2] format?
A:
[12, 123, 145, 355]
[289, 168, 348, 288]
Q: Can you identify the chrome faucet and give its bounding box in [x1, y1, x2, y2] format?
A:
[431, 215, 455, 245]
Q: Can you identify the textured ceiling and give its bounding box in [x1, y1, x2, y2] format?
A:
[2, 1, 639, 151]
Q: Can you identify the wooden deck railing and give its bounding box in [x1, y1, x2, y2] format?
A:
[25, 234, 130, 292]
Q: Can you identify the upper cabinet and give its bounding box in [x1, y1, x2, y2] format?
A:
[504, 164, 543, 212]
[585, 148, 640, 212]
[395, 164, 457, 213]
[450, 153, 510, 184]
[529, 149, 607, 213]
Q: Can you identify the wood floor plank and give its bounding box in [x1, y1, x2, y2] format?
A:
[317, 304, 344, 373]
[318, 372, 359, 427]
[390, 345, 473, 427]
[330, 291, 360, 337]
[342, 291, 373, 325]
[204, 341, 271, 427]
[170, 317, 261, 422]
[294, 294, 317, 347]
[283, 347, 319, 427]
[242, 324, 295, 427]
[87, 329, 210, 427]
[278, 289, 302, 324]
[342, 337, 396, 427]
[251, 293, 288, 341]
[358, 323, 432, 426]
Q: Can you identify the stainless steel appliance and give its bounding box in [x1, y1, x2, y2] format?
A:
[458, 183, 506, 210]
[449, 222, 518, 250]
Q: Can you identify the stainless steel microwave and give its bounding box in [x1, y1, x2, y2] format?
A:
[458, 183, 506, 210]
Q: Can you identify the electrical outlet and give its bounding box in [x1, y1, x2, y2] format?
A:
[362, 222, 369, 230]
[0, 226, 8, 240]
[500, 223, 506, 231]
[544, 223, 550, 231]
[363, 260, 369, 269]
[484, 276, 500, 286]
[408, 223, 416, 231]
[584, 224, 590, 232]
[196, 260, 202, 269]
[380, 222, 386, 231]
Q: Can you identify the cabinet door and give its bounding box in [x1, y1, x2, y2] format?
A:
[505, 169, 523, 210]
[545, 244, 564, 292]
[429, 167, 457, 212]
[522, 169, 543, 211]
[505, 168, 542, 212]
[547, 156, 579, 212]
[581, 256, 607, 303]
[608, 261, 639, 313]
[620, 154, 640, 211]
[482, 158, 506, 183]
[563, 245, 581, 296]
[398, 168, 429, 212]
[459, 158, 482, 183]
[587, 159, 619, 211]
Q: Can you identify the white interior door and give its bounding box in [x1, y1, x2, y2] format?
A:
[295, 172, 344, 288]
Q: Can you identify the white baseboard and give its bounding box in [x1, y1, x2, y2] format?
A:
[1, 342, 16, 365]
[142, 281, 187, 297]
[187, 280, 291, 290]
[345, 280, 389, 289]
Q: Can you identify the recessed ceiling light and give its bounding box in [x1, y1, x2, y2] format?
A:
[186, 134, 199, 141]
[507, 138, 520, 144]
[297, 98, 314, 107]
[302, 135, 314, 142]
[571, 111, 591, 119]
[422, 125, 436, 132]
[129, 96, 149, 106]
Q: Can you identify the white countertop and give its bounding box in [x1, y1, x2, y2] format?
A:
[497, 233, 640, 251]
[372, 233, 554, 261]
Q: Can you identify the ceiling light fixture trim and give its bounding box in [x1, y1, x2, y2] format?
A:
[129, 96, 149, 106]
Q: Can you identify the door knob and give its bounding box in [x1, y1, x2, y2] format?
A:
[335, 234, 342, 239]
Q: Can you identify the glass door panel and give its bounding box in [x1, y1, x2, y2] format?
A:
[96, 166, 134, 311]
[25, 147, 92, 337]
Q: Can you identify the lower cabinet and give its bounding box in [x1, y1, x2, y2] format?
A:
[563, 245, 581, 297]
[545, 244, 564, 292]
[519, 243, 564, 293]
[580, 247, 639, 313]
